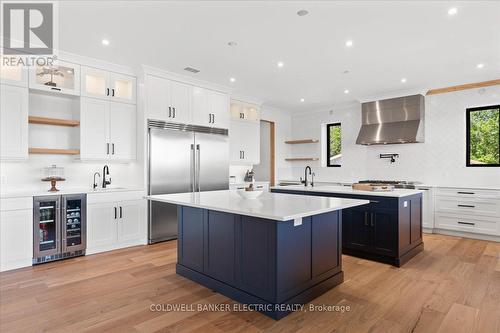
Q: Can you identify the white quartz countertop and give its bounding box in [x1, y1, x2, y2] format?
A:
[146, 190, 369, 221]
[272, 185, 423, 198]
[1, 186, 145, 199]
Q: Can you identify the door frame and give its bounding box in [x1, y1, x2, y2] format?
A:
[260, 119, 276, 186]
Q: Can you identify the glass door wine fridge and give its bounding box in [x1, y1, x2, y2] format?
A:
[33, 194, 86, 264]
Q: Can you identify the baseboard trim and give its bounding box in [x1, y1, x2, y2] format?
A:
[432, 229, 500, 242]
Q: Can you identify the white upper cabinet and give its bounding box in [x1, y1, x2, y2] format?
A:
[0, 84, 28, 160]
[82, 66, 136, 104]
[169, 80, 191, 124]
[191, 87, 229, 128]
[230, 100, 260, 122]
[80, 97, 136, 161]
[109, 102, 136, 160]
[0, 57, 28, 87]
[80, 97, 110, 160]
[229, 120, 260, 165]
[29, 60, 81, 95]
[146, 75, 190, 123]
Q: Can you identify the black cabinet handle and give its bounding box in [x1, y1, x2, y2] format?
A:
[370, 213, 374, 227]
[212, 114, 215, 123]
[112, 88, 115, 97]
[173, 107, 176, 118]
[107, 143, 110, 155]
[458, 221, 474, 226]
[364, 212, 369, 226]
[119, 206, 122, 218]
[50, 87, 61, 91]
[209, 113, 212, 123]
[242, 150, 245, 159]
[106, 88, 110, 96]
[112, 143, 115, 155]
[168, 107, 172, 117]
[114, 207, 117, 219]
[458, 204, 475, 208]
[457, 191, 474, 195]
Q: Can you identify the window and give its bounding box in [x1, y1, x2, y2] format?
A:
[327, 123, 342, 167]
[466, 105, 500, 167]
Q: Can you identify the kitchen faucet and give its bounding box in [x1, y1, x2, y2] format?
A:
[304, 166, 312, 187]
[102, 165, 111, 188]
[93, 172, 101, 190]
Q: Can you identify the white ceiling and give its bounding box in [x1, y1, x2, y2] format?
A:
[58, 1, 500, 112]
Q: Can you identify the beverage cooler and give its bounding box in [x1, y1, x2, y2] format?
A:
[33, 194, 86, 264]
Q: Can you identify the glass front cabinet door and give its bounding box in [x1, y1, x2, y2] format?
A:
[29, 60, 81, 95]
[33, 197, 61, 259]
[0, 56, 28, 87]
[82, 66, 136, 104]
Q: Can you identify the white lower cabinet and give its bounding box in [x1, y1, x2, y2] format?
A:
[434, 187, 500, 237]
[87, 192, 145, 254]
[0, 197, 33, 271]
[416, 186, 434, 230]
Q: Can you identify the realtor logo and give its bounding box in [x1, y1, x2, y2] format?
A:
[2, 2, 53, 54]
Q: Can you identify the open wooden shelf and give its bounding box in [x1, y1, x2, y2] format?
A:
[29, 148, 80, 155]
[28, 116, 80, 127]
[285, 139, 319, 144]
[285, 157, 319, 161]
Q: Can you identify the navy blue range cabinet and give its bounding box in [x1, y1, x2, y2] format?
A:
[271, 189, 423, 267]
[176, 206, 344, 319]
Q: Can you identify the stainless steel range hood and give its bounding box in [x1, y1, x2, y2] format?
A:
[356, 94, 425, 145]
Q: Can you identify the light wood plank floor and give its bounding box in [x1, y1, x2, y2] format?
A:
[1, 234, 499, 333]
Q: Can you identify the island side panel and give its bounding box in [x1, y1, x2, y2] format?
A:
[398, 194, 424, 264]
[276, 211, 342, 303]
[177, 206, 204, 272]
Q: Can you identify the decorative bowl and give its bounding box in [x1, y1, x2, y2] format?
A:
[236, 189, 264, 199]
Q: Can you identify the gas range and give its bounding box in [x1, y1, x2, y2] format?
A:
[358, 180, 422, 189]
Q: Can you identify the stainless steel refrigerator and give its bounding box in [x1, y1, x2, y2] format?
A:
[147, 120, 229, 243]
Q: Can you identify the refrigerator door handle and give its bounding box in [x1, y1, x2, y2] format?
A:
[196, 144, 201, 192]
[190, 144, 195, 192]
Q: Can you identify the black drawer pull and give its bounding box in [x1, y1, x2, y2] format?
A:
[51, 87, 61, 91]
[458, 221, 475, 226]
[457, 192, 474, 195]
[458, 204, 475, 208]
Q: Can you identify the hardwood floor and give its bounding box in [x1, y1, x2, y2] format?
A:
[1, 234, 499, 333]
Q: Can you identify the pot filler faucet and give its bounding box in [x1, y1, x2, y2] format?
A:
[102, 165, 111, 188]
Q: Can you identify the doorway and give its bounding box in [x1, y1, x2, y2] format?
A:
[253, 120, 276, 186]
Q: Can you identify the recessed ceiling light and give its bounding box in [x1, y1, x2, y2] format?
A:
[277, 61, 284, 68]
[476, 63, 484, 69]
[227, 41, 238, 47]
[229, 77, 236, 83]
[300, 98, 305, 103]
[345, 40, 353, 47]
[297, 10, 309, 16]
[101, 39, 110, 46]
[401, 78, 407, 83]
[344, 89, 350, 94]
[448, 7, 458, 16]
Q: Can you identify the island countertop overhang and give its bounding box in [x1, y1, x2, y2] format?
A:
[271, 185, 424, 198]
[146, 190, 369, 221]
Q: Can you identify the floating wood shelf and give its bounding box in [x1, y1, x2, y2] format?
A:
[285, 139, 319, 144]
[29, 148, 80, 155]
[285, 157, 319, 161]
[28, 116, 80, 127]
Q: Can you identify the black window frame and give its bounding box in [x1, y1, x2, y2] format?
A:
[326, 123, 342, 167]
[465, 104, 500, 167]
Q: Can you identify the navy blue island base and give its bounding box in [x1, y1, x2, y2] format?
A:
[176, 205, 344, 320]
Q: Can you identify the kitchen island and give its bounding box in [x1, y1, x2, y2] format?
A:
[146, 190, 368, 319]
[271, 185, 424, 267]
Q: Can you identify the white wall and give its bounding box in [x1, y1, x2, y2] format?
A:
[290, 86, 500, 187]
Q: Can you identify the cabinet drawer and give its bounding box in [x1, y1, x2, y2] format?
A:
[0, 197, 33, 211]
[436, 187, 500, 199]
[87, 190, 144, 204]
[435, 197, 498, 217]
[435, 213, 499, 236]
